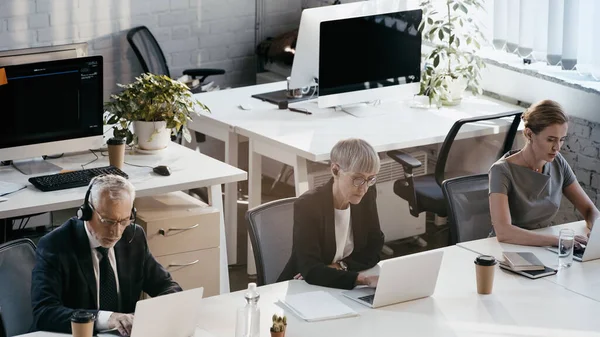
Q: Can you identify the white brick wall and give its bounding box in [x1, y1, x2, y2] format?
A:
[0, 0, 257, 100]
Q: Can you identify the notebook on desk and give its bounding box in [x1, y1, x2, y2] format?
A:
[280, 291, 358, 321]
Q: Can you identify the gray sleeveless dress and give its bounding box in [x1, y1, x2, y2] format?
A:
[489, 150, 576, 230]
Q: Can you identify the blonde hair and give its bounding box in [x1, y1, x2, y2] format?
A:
[330, 138, 380, 174]
[523, 99, 568, 135]
[89, 175, 136, 208]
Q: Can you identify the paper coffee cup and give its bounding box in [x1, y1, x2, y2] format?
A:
[107, 137, 126, 170]
[71, 311, 95, 337]
[474, 255, 497, 295]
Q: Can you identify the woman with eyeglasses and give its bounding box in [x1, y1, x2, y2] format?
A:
[278, 138, 384, 289]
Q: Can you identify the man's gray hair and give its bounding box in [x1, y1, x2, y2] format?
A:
[89, 175, 136, 208]
[330, 138, 380, 174]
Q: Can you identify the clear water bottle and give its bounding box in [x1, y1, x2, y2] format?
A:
[235, 283, 260, 337]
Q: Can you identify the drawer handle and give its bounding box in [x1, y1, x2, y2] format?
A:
[169, 260, 200, 267]
[158, 224, 200, 235]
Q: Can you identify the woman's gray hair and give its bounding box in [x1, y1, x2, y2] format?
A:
[89, 175, 136, 208]
[330, 138, 380, 174]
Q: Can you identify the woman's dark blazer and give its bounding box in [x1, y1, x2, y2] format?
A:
[278, 178, 384, 289]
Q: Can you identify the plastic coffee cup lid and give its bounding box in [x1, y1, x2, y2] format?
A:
[474, 255, 497, 266]
[71, 310, 95, 323]
[107, 137, 126, 146]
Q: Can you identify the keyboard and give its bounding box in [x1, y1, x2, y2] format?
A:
[574, 246, 585, 259]
[28, 166, 129, 192]
[358, 294, 375, 305]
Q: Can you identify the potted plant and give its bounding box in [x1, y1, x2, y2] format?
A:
[104, 73, 209, 151]
[417, 0, 486, 107]
[270, 314, 287, 337]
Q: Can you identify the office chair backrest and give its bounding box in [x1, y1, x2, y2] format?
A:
[0, 239, 36, 336]
[127, 26, 170, 77]
[246, 197, 296, 286]
[0, 309, 6, 337]
[442, 174, 492, 244]
[435, 111, 523, 187]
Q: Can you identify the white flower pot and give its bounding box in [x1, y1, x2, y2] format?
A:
[133, 121, 170, 151]
[442, 76, 468, 106]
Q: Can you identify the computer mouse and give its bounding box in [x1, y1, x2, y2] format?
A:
[153, 165, 171, 176]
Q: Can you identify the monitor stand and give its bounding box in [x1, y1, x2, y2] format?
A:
[338, 102, 388, 118]
[12, 157, 63, 176]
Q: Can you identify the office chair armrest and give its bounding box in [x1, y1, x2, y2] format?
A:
[183, 68, 226, 82]
[387, 150, 422, 171]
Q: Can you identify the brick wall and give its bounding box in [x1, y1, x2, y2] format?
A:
[0, 0, 257, 100]
[556, 116, 600, 224]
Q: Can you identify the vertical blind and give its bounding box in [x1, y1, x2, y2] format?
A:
[492, 0, 600, 79]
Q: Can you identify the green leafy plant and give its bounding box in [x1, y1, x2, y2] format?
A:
[270, 314, 287, 333]
[418, 0, 487, 106]
[104, 73, 210, 145]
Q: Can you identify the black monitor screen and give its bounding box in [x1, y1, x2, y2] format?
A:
[0, 55, 103, 150]
[319, 9, 422, 96]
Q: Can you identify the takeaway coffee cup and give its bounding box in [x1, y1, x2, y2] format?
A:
[474, 255, 497, 294]
[71, 311, 95, 337]
[107, 137, 126, 170]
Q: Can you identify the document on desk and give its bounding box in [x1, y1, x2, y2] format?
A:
[280, 291, 358, 322]
[0, 181, 26, 196]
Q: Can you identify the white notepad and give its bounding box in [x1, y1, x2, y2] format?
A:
[280, 291, 358, 322]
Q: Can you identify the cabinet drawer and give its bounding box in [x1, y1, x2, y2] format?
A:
[136, 192, 220, 256]
[156, 249, 219, 297]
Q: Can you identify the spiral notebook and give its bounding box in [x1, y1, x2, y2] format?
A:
[280, 291, 358, 322]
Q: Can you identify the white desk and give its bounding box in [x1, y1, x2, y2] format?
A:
[189, 82, 523, 268]
[20, 245, 600, 337]
[0, 142, 247, 294]
[458, 221, 600, 302]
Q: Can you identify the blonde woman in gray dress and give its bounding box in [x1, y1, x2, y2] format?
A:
[489, 100, 600, 247]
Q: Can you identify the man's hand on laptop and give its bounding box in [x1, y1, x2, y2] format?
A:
[575, 234, 588, 248]
[108, 313, 134, 336]
[356, 274, 378, 288]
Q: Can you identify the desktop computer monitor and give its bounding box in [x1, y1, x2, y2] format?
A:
[0, 55, 104, 174]
[288, 0, 411, 91]
[318, 9, 422, 111]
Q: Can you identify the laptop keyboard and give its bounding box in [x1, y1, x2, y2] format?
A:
[359, 294, 375, 305]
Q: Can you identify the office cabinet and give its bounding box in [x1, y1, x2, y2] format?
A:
[136, 191, 220, 297]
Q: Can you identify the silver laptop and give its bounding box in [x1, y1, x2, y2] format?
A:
[129, 287, 204, 337]
[547, 219, 600, 262]
[342, 249, 444, 308]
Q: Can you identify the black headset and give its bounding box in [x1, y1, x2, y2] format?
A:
[77, 177, 137, 242]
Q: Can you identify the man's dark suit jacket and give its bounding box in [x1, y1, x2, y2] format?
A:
[278, 178, 384, 289]
[31, 218, 182, 333]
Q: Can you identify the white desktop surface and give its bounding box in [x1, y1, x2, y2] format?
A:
[0, 143, 245, 218]
[19, 245, 600, 337]
[0, 142, 247, 294]
[458, 221, 600, 302]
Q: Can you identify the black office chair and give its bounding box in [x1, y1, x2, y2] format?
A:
[442, 174, 492, 244]
[0, 310, 6, 337]
[387, 110, 522, 228]
[0, 238, 36, 336]
[127, 26, 226, 143]
[246, 197, 296, 286]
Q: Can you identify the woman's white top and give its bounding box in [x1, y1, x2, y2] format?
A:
[333, 207, 354, 263]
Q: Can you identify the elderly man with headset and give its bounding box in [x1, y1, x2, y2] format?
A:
[31, 175, 181, 336]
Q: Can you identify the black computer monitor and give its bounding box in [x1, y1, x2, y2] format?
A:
[318, 9, 422, 108]
[0, 56, 104, 173]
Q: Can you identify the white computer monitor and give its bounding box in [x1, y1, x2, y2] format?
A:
[288, 0, 413, 91]
[317, 8, 422, 113]
[0, 56, 104, 174]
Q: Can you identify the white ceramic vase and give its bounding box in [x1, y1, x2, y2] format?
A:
[133, 121, 170, 151]
[442, 76, 468, 106]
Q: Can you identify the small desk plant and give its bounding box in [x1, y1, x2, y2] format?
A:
[104, 73, 209, 151]
[270, 314, 287, 337]
[417, 0, 486, 107]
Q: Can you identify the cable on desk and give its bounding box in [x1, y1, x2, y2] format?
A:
[124, 162, 154, 169]
[81, 149, 99, 170]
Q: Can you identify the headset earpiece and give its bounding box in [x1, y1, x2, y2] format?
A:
[77, 183, 94, 221]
